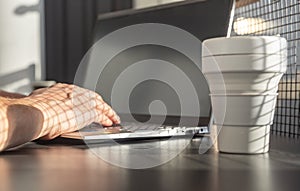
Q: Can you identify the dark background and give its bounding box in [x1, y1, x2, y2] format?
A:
[44, 0, 132, 83]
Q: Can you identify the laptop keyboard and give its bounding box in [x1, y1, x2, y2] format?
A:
[121, 122, 163, 131]
[84, 122, 209, 135]
[117, 122, 208, 134]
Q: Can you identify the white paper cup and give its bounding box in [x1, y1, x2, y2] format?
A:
[205, 72, 283, 94]
[202, 36, 287, 154]
[217, 124, 270, 154]
[210, 94, 278, 126]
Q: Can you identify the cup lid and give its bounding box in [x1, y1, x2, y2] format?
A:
[202, 36, 287, 57]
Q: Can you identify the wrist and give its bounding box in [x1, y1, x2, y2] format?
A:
[0, 97, 46, 150]
[14, 97, 57, 139]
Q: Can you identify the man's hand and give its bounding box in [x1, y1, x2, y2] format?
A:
[26, 83, 120, 139]
[0, 83, 120, 151]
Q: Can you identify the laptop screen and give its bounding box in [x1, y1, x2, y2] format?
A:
[76, 0, 234, 126]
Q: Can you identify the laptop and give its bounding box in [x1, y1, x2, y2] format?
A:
[61, 0, 234, 142]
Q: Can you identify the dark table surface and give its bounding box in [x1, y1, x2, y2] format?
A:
[0, 134, 299, 191]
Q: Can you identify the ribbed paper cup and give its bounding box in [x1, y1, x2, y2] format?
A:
[202, 36, 287, 154]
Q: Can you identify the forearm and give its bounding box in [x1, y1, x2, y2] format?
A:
[0, 98, 47, 151]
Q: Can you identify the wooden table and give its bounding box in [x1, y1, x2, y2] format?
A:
[0, 134, 299, 191]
